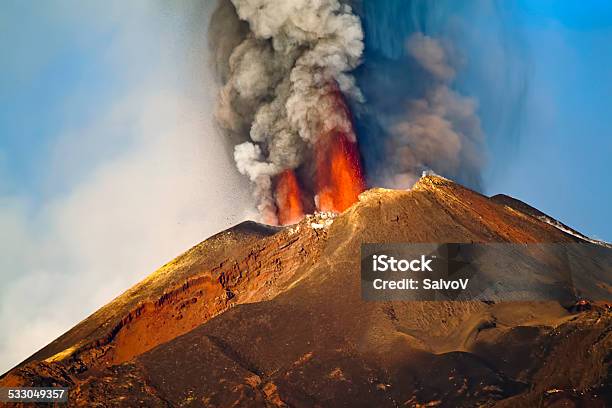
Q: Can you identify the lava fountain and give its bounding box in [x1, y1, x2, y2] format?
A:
[314, 85, 366, 213]
[315, 130, 365, 213]
[272, 84, 366, 225]
[275, 169, 305, 225]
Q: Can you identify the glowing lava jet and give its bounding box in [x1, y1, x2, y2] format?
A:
[314, 85, 366, 214]
[315, 130, 365, 213]
[275, 169, 305, 225]
[273, 85, 365, 225]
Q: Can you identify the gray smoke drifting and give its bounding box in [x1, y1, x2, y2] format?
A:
[386, 33, 484, 188]
[209, 0, 364, 223]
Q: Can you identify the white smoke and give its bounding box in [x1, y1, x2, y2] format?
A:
[211, 0, 364, 221]
[387, 33, 484, 189]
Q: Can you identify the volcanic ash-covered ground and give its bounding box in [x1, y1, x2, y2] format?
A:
[1, 175, 611, 407]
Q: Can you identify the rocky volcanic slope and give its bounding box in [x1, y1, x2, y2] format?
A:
[2, 175, 610, 407]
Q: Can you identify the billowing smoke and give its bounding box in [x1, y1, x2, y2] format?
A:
[209, 0, 495, 223]
[350, 0, 527, 191]
[385, 33, 484, 188]
[209, 0, 364, 223]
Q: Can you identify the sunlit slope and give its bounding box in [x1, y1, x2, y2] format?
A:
[2, 175, 610, 407]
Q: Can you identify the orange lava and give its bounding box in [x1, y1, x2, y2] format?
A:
[316, 131, 365, 213]
[274, 82, 365, 220]
[275, 169, 305, 225]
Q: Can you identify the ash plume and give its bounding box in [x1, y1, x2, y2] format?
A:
[349, 0, 529, 192]
[209, 0, 503, 222]
[209, 0, 364, 223]
[386, 33, 484, 189]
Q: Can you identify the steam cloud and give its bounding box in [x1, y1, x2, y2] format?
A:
[210, 0, 364, 223]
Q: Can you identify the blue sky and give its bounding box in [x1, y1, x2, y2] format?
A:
[0, 1, 252, 372]
[0, 0, 610, 373]
[1, 2, 609, 237]
[0, 3, 157, 207]
[353, 0, 611, 240]
[480, 1, 612, 241]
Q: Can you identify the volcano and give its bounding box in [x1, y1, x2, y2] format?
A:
[2, 175, 610, 407]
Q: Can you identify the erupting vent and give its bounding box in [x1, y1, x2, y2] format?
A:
[271, 87, 366, 225]
[214, 0, 366, 227]
[315, 131, 365, 213]
[275, 169, 305, 225]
